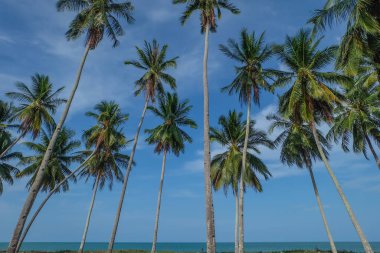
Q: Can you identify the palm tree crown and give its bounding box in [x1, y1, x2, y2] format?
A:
[6, 74, 66, 139]
[125, 40, 178, 102]
[57, 0, 135, 49]
[210, 110, 274, 193]
[173, 0, 240, 32]
[145, 92, 197, 156]
[219, 29, 274, 105]
[17, 126, 81, 193]
[0, 101, 17, 140]
[0, 138, 21, 195]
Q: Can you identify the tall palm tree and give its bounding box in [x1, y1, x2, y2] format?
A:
[328, 74, 380, 169]
[17, 126, 81, 193]
[108, 40, 178, 253]
[1, 74, 65, 158]
[219, 28, 275, 253]
[78, 101, 130, 253]
[0, 137, 21, 196]
[172, 2, 240, 252]
[273, 29, 373, 253]
[7, 2, 135, 251]
[145, 92, 197, 253]
[210, 110, 273, 253]
[267, 114, 337, 253]
[309, 0, 380, 79]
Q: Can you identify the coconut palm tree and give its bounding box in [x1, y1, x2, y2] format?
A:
[219, 28, 276, 253]
[7, 2, 135, 251]
[145, 92, 197, 253]
[108, 40, 178, 253]
[273, 29, 373, 253]
[0, 137, 21, 196]
[328, 74, 380, 169]
[1, 74, 65, 158]
[309, 0, 380, 78]
[210, 110, 273, 253]
[0, 100, 17, 140]
[267, 113, 337, 253]
[172, 1, 240, 251]
[16, 101, 129, 252]
[78, 101, 130, 253]
[17, 126, 81, 193]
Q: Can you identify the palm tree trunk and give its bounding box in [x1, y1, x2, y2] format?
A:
[234, 194, 239, 253]
[107, 98, 149, 253]
[364, 134, 380, 169]
[7, 44, 91, 253]
[310, 121, 373, 253]
[79, 173, 100, 253]
[16, 149, 97, 252]
[202, 24, 216, 253]
[151, 150, 168, 253]
[306, 165, 337, 253]
[0, 130, 26, 158]
[238, 97, 251, 253]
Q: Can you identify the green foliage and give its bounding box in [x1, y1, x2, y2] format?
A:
[57, 0, 135, 49]
[173, 0, 240, 33]
[17, 125, 81, 193]
[145, 92, 197, 156]
[210, 110, 274, 194]
[0, 136, 21, 195]
[125, 40, 178, 102]
[6, 74, 66, 139]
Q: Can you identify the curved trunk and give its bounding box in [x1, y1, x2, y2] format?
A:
[202, 24, 216, 253]
[310, 121, 373, 253]
[107, 99, 149, 253]
[7, 44, 91, 253]
[151, 150, 168, 253]
[234, 194, 239, 253]
[79, 173, 100, 253]
[306, 165, 337, 253]
[0, 130, 26, 158]
[238, 97, 251, 253]
[16, 149, 96, 252]
[364, 134, 380, 169]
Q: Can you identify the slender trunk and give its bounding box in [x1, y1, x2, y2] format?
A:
[79, 173, 100, 253]
[107, 99, 149, 253]
[202, 24, 216, 253]
[239, 98, 251, 253]
[16, 149, 96, 252]
[306, 165, 337, 253]
[310, 121, 374, 253]
[7, 44, 91, 253]
[364, 134, 380, 169]
[234, 194, 239, 253]
[151, 150, 168, 253]
[0, 130, 26, 158]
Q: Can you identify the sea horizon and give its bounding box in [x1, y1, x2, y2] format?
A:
[1, 242, 380, 252]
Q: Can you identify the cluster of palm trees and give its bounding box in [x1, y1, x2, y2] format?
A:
[1, 1, 379, 253]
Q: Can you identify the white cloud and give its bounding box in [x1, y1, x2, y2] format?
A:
[0, 34, 14, 44]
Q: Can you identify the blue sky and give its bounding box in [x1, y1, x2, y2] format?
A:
[0, 0, 379, 244]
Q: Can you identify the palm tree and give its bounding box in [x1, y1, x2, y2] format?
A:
[219, 28, 275, 253]
[267, 114, 337, 253]
[1, 74, 65, 158]
[0, 100, 17, 140]
[328, 74, 380, 169]
[0, 137, 21, 196]
[145, 92, 197, 253]
[309, 0, 380, 79]
[16, 101, 129, 252]
[108, 40, 178, 253]
[172, 1, 240, 252]
[273, 29, 373, 253]
[210, 110, 273, 253]
[7, 2, 135, 251]
[17, 126, 81, 193]
[78, 101, 130, 253]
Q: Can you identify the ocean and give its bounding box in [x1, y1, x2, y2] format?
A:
[0, 242, 379, 252]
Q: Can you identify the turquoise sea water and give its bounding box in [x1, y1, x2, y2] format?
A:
[0, 242, 379, 252]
